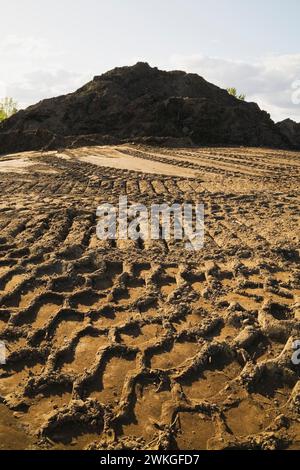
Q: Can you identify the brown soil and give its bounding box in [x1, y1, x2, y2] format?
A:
[0, 144, 299, 451]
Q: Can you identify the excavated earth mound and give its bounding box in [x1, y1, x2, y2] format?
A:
[0, 62, 297, 155]
[277, 119, 300, 149]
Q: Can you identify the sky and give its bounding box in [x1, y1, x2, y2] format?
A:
[1, 0, 300, 122]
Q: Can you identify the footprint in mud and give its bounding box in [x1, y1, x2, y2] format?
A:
[91, 276, 113, 291]
[0, 262, 15, 278]
[51, 276, 85, 293]
[267, 302, 293, 321]
[90, 262, 123, 290]
[219, 270, 235, 288]
[113, 280, 146, 306]
[181, 356, 242, 401]
[176, 413, 214, 450]
[120, 323, 163, 348]
[58, 334, 108, 374]
[1, 274, 26, 293]
[0, 360, 44, 397]
[121, 382, 172, 440]
[18, 293, 64, 328]
[0, 311, 10, 333]
[222, 292, 261, 310]
[34, 261, 63, 278]
[286, 422, 300, 450]
[180, 268, 208, 296]
[133, 263, 152, 280]
[156, 267, 178, 298]
[150, 341, 199, 370]
[51, 312, 84, 348]
[21, 387, 72, 430]
[273, 271, 292, 283]
[32, 301, 63, 328]
[0, 404, 36, 450]
[174, 309, 210, 332]
[225, 399, 273, 437]
[191, 280, 206, 295]
[139, 305, 160, 318]
[18, 287, 46, 309]
[70, 290, 107, 313]
[4, 337, 27, 354]
[250, 370, 297, 406]
[241, 275, 264, 288]
[254, 337, 286, 363]
[91, 307, 137, 328]
[88, 353, 136, 404]
[210, 324, 239, 342]
[105, 262, 123, 279]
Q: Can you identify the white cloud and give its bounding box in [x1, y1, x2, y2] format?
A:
[0, 81, 7, 99]
[6, 69, 91, 108]
[169, 54, 300, 122]
[1, 34, 300, 123]
[0, 35, 90, 109]
[0, 35, 60, 61]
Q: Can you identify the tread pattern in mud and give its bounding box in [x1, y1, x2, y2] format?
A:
[0, 145, 299, 450]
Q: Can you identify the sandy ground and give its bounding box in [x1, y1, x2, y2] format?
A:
[0, 144, 299, 450]
[75, 146, 198, 178]
[0, 157, 35, 173]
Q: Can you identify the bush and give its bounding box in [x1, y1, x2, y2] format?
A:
[0, 97, 18, 122]
[227, 87, 246, 101]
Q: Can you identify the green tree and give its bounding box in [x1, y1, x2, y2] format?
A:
[227, 87, 246, 101]
[0, 97, 18, 121]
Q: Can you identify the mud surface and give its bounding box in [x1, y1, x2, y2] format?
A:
[0, 144, 299, 450]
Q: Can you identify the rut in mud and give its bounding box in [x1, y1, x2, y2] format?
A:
[0, 144, 299, 450]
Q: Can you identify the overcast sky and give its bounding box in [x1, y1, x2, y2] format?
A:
[1, 0, 300, 122]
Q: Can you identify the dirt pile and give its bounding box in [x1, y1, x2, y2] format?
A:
[0, 62, 296, 155]
[277, 119, 300, 148]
